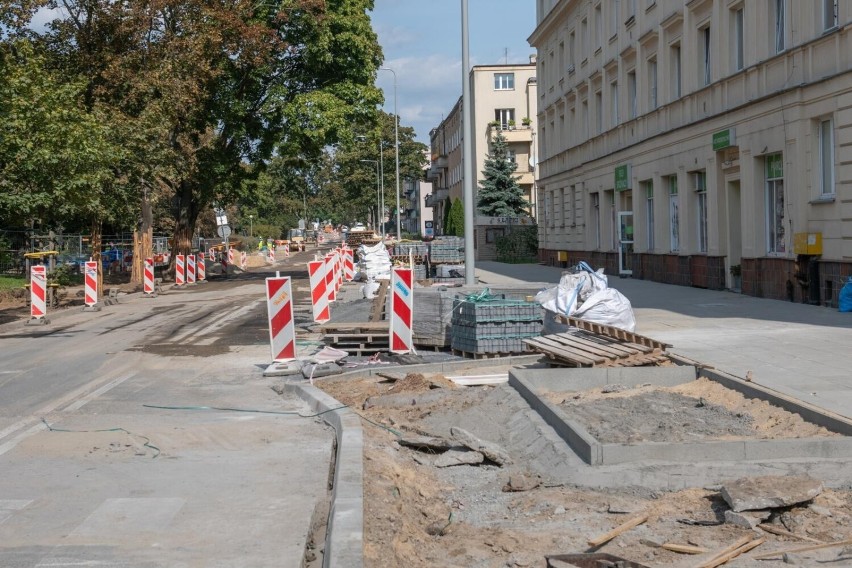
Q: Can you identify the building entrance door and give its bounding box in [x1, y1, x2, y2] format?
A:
[618, 211, 634, 276]
[726, 180, 742, 291]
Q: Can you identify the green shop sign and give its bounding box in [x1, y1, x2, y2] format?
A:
[712, 128, 736, 151]
[766, 153, 783, 179]
[614, 164, 631, 191]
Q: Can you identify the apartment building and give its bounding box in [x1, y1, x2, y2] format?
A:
[426, 62, 539, 233]
[399, 156, 433, 237]
[531, 0, 852, 305]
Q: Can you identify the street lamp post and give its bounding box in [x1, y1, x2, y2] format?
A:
[249, 215, 253, 237]
[360, 159, 381, 235]
[379, 142, 385, 239]
[380, 67, 401, 239]
[461, 0, 476, 285]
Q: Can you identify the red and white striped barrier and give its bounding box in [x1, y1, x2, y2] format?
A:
[324, 255, 336, 302]
[389, 267, 414, 353]
[343, 247, 355, 282]
[197, 252, 206, 282]
[209, 248, 215, 263]
[228, 248, 235, 266]
[265, 276, 296, 362]
[187, 254, 196, 285]
[144, 258, 156, 296]
[307, 260, 330, 323]
[30, 265, 47, 321]
[284, 244, 290, 258]
[175, 254, 185, 286]
[84, 261, 98, 308]
[269, 247, 275, 263]
[240, 251, 247, 270]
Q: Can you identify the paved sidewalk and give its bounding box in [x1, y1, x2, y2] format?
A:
[477, 261, 852, 420]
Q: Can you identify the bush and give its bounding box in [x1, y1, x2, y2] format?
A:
[495, 225, 538, 263]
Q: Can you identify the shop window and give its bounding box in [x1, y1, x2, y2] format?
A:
[668, 176, 679, 252]
[643, 180, 654, 251]
[694, 172, 707, 253]
[765, 154, 785, 253]
[819, 118, 835, 197]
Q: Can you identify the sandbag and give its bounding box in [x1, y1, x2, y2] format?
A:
[572, 288, 636, 332]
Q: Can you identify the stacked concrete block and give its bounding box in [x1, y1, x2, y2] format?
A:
[450, 296, 542, 354]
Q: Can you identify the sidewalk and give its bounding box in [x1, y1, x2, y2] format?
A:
[477, 261, 852, 420]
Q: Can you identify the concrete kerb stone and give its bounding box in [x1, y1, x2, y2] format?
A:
[510, 366, 852, 467]
[285, 380, 364, 568]
[328, 354, 546, 381]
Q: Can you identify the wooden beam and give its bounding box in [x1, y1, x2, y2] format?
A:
[587, 514, 648, 547]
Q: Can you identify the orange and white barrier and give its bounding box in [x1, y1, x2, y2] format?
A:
[84, 261, 99, 308]
[175, 254, 185, 286]
[343, 247, 355, 281]
[284, 244, 290, 258]
[144, 258, 156, 296]
[308, 260, 330, 323]
[240, 251, 247, 270]
[269, 247, 275, 263]
[265, 276, 296, 362]
[209, 247, 215, 262]
[324, 254, 336, 302]
[389, 267, 414, 353]
[228, 248, 235, 266]
[187, 254, 196, 285]
[29, 265, 47, 322]
[197, 252, 206, 282]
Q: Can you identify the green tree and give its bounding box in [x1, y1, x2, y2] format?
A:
[446, 198, 464, 237]
[442, 198, 452, 235]
[477, 131, 527, 217]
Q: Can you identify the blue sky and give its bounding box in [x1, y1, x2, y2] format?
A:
[372, 0, 536, 142]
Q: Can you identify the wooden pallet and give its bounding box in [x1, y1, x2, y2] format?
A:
[320, 321, 389, 356]
[451, 348, 529, 360]
[370, 281, 389, 322]
[555, 316, 671, 350]
[523, 329, 669, 368]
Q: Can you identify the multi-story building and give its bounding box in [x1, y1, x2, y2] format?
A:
[531, 0, 852, 305]
[399, 155, 433, 237]
[426, 61, 539, 233]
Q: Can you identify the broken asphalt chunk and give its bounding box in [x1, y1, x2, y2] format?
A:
[721, 475, 823, 512]
[449, 426, 511, 466]
[434, 449, 485, 468]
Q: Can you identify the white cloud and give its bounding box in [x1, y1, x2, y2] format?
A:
[375, 22, 419, 49]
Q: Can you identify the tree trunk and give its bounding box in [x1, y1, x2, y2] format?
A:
[167, 180, 199, 279]
[130, 193, 154, 286]
[91, 218, 102, 295]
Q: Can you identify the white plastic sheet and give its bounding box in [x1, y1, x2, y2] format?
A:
[572, 288, 636, 332]
[356, 242, 391, 280]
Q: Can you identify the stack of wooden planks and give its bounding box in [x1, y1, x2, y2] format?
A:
[320, 321, 389, 356]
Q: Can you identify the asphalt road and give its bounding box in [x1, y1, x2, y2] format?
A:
[0, 253, 332, 567]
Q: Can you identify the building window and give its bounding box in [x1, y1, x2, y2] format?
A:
[591, 192, 601, 249]
[775, 0, 785, 53]
[627, 70, 637, 119]
[643, 181, 655, 251]
[568, 30, 576, 70]
[609, 191, 617, 250]
[648, 57, 657, 109]
[611, 81, 619, 127]
[570, 185, 578, 225]
[559, 187, 566, 227]
[694, 172, 708, 253]
[595, 3, 602, 49]
[626, 0, 636, 20]
[546, 189, 554, 227]
[733, 7, 744, 71]
[668, 176, 679, 252]
[701, 26, 711, 86]
[819, 119, 835, 197]
[485, 228, 505, 243]
[582, 98, 589, 138]
[595, 90, 603, 133]
[824, 0, 838, 31]
[610, 0, 620, 37]
[494, 73, 515, 90]
[495, 108, 515, 129]
[581, 18, 589, 58]
[507, 149, 517, 164]
[765, 153, 785, 253]
[671, 43, 682, 99]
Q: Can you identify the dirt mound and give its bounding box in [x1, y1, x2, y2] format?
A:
[386, 373, 457, 394]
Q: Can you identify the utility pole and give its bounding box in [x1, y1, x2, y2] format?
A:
[461, 0, 476, 285]
[380, 67, 401, 239]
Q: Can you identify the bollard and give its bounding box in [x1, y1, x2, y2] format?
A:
[83, 261, 101, 311]
[197, 252, 206, 282]
[187, 254, 196, 285]
[143, 258, 157, 297]
[389, 267, 414, 353]
[265, 276, 296, 362]
[307, 260, 330, 323]
[28, 265, 49, 325]
[175, 254, 185, 287]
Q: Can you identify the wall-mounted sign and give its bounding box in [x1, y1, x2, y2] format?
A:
[766, 153, 784, 179]
[712, 128, 737, 151]
[614, 164, 631, 191]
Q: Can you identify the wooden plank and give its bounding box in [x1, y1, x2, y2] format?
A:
[557, 316, 671, 349]
[321, 321, 389, 332]
[661, 543, 709, 555]
[757, 524, 824, 544]
[370, 281, 389, 322]
[532, 335, 612, 363]
[587, 514, 648, 547]
[558, 333, 642, 359]
[694, 536, 754, 568]
[525, 337, 603, 366]
[700, 537, 765, 568]
[750, 538, 852, 560]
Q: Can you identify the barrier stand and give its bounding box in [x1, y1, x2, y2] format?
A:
[240, 251, 247, 271]
[143, 258, 157, 297]
[265, 275, 296, 362]
[269, 247, 276, 263]
[343, 247, 355, 282]
[324, 254, 336, 303]
[284, 244, 290, 258]
[175, 254, 186, 287]
[334, 250, 342, 294]
[27, 265, 49, 325]
[228, 248, 235, 266]
[209, 247, 215, 263]
[82, 261, 101, 312]
[197, 252, 206, 282]
[187, 254, 196, 285]
[307, 260, 331, 323]
[389, 267, 414, 353]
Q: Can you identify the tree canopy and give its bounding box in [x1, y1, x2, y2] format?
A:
[477, 131, 527, 217]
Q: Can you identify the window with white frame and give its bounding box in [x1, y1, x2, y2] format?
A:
[559, 187, 566, 226]
[591, 192, 601, 249]
[643, 180, 655, 251]
[694, 172, 708, 253]
[610, 0, 620, 37]
[626, 0, 636, 20]
[568, 30, 576, 70]
[627, 70, 637, 119]
[819, 118, 835, 197]
[495, 108, 515, 129]
[546, 189, 554, 227]
[668, 175, 679, 252]
[582, 98, 589, 138]
[595, 90, 603, 133]
[609, 191, 617, 250]
[508, 149, 517, 164]
[733, 7, 744, 71]
[648, 57, 657, 109]
[611, 81, 619, 127]
[701, 26, 711, 86]
[765, 154, 786, 253]
[671, 43, 682, 99]
[824, 0, 838, 31]
[581, 18, 589, 57]
[775, 0, 785, 53]
[571, 185, 578, 225]
[494, 73, 515, 90]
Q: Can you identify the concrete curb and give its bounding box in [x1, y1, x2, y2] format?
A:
[286, 381, 364, 568]
[328, 353, 546, 381]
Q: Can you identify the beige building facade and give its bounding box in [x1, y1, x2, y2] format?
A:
[531, 0, 852, 305]
[426, 62, 539, 234]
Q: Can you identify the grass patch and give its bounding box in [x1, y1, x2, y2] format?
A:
[0, 275, 27, 290]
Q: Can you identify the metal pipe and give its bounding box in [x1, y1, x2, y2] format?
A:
[381, 67, 401, 240]
[461, 0, 476, 285]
